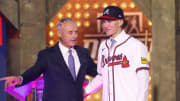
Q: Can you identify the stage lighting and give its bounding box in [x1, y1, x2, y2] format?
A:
[111, 2, 117, 6]
[94, 94, 100, 100]
[75, 3, 81, 10]
[49, 31, 54, 37]
[77, 21, 81, 27]
[93, 3, 99, 9]
[49, 22, 54, 28]
[103, 3, 108, 8]
[84, 21, 90, 27]
[120, 3, 127, 9]
[49, 40, 54, 46]
[130, 2, 135, 8]
[148, 21, 152, 26]
[84, 12, 90, 19]
[66, 12, 72, 18]
[84, 3, 90, 9]
[58, 13, 63, 19]
[75, 12, 81, 19]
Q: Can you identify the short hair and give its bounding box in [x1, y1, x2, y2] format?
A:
[57, 18, 76, 30]
[121, 19, 128, 29]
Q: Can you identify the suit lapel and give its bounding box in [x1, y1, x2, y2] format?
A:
[74, 46, 87, 81]
[53, 43, 75, 81]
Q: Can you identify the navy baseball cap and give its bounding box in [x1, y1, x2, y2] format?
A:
[97, 6, 124, 20]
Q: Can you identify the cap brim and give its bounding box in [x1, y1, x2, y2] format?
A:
[97, 16, 118, 20]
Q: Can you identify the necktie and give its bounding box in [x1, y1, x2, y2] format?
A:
[110, 38, 116, 49]
[68, 49, 76, 80]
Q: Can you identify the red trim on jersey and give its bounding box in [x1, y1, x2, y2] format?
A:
[0, 17, 2, 46]
[108, 67, 110, 101]
[105, 40, 111, 100]
[112, 66, 115, 101]
[112, 36, 131, 101]
[105, 40, 110, 56]
[136, 67, 149, 73]
[113, 36, 131, 55]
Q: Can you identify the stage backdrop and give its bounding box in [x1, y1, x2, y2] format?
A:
[0, 15, 7, 101]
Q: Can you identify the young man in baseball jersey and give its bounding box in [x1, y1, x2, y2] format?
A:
[85, 6, 149, 101]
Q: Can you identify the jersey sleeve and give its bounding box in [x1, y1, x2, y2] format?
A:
[134, 42, 150, 101]
[84, 42, 104, 95]
[136, 70, 149, 101]
[134, 42, 149, 72]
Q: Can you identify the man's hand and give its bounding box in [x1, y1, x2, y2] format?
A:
[0, 76, 22, 89]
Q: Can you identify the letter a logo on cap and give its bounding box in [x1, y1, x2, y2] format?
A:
[118, 14, 122, 18]
[104, 9, 110, 15]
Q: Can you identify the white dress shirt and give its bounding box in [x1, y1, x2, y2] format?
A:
[59, 42, 81, 76]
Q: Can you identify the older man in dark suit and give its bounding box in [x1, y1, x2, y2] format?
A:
[0, 18, 97, 101]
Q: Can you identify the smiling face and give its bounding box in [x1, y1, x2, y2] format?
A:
[102, 19, 123, 38]
[57, 20, 78, 48]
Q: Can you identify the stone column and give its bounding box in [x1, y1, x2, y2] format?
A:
[176, 35, 180, 101]
[0, 0, 19, 29]
[151, 0, 176, 101]
[176, 0, 180, 100]
[19, 0, 46, 73]
[132, 0, 152, 20]
[46, 0, 67, 22]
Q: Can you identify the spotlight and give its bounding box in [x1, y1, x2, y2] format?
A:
[85, 75, 91, 80]
[75, 12, 81, 19]
[84, 12, 90, 19]
[77, 21, 81, 27]
[49, 31, 54, 37]
[130, 2, 135, 8]
[148, 95, 152, 98]
[120, 3, 127, 9]
[94, 94, 100, 100]
[111, 2, 117, 6]
[49, 22, 54, 28]
[75, 3, 81, 10]
[103, 3, 108, 8]
[49, 40, 54, 46]
[149, 76, 151, 81]
[93, 3, 99, 9]
[66, 13, 72, 18]
[84, 21, 90, 27]
[58, 13, 63, 19]
[148, 21, 152, 26]
[86, 95, 91, 100]
[84, 3, 90, 9]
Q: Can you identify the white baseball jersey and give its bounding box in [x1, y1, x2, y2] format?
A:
[85, 30, 149, 101]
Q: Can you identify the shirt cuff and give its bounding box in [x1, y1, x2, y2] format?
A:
[17, 76, 23, 85]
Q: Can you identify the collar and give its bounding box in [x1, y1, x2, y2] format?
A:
[109, 30, 130, 44]
[58, 42, 75, 55]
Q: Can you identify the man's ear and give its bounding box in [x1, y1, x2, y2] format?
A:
[119, 19, 124, 27]
[57, 30, 61, 37]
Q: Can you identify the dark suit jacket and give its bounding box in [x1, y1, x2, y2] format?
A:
[20, 43, 97, 101]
